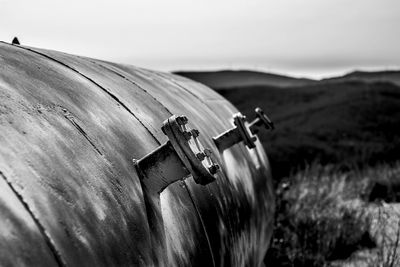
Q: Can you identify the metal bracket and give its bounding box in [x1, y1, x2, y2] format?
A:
[213, 107, 274, 151]
[133, 115, 219, 261]
[134, 115, 219, 194]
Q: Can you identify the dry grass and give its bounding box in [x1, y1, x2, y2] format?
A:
[265, 163, 400, 267]
[363, 204, 400, 267]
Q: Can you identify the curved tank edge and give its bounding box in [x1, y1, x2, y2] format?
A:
[0, 41, 275, 266]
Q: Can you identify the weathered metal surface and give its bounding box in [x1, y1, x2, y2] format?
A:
[26, 46, 220, 266]
[90, 65, 276, 266]
[161, 181, 216, 267]
[0, 41, 274, 266]
[0, 174, 59, 266]
[0, 43, 156, 266]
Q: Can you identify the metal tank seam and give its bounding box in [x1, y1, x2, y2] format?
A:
[184, 184, 216, 267]
[0, 171, 66, 267]
[63, 114, 103, 155]
[4, 42, 161, 146]
[79, 57, 175, 116]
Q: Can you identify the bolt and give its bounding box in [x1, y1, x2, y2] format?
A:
[183, 131, 192, 140]
[177, 116, 188, 125]
[204, 148, 212, 157]
[196, 152, 206, 161]
[191, 129, 200, 138]
[208, 164, 220, 175]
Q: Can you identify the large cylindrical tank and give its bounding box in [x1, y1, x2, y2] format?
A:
[0, 41, 274, 266]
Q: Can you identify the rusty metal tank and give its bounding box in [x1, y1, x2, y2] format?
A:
[0, 41, 274, 267]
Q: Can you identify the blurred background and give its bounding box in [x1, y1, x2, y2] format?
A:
[2, 1, 400, 266]
[1, 0, 399, 78]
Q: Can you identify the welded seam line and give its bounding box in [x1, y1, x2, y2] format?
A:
[82, 58, 174, 116]
[9, 43, 161, 146]
[64, 115, 103, 155]
[0, 171, 66, 267]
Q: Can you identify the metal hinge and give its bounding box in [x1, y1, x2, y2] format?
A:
[213, 107, 274, 151]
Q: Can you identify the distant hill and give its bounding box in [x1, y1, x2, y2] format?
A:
[174, 70, 315, 89]
[323, 70, 400, 87]
[176, 69, 400, 89]
[218, 81, 400, 179]
[175, 69, 400, 180]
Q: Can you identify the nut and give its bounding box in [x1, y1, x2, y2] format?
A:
[204, 148, 212, 157]
[208, 164, 220, 175]
[191, 129, 200, 138]
[183, 131, 192, 140]
[177, 116, 188, 125]
[196, 152, 206, 161]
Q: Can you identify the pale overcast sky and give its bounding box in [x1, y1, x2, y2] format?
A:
[1, 0, 399, 78]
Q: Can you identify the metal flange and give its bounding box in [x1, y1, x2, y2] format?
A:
[213, 107, 274, 152]
[162, 115, 218, 185]
[134, 115, 218, 195]
[249, 107, 274, 134]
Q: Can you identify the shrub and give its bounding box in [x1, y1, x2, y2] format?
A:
[265, 164, 375, 267]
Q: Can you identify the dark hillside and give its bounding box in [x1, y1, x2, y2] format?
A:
[217, 81, 400, 180]
[323, 70, 400, 86]
[174, 70, 315, 88]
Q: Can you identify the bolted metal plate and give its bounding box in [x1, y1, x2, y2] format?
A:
[162, 115, 218, 185]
